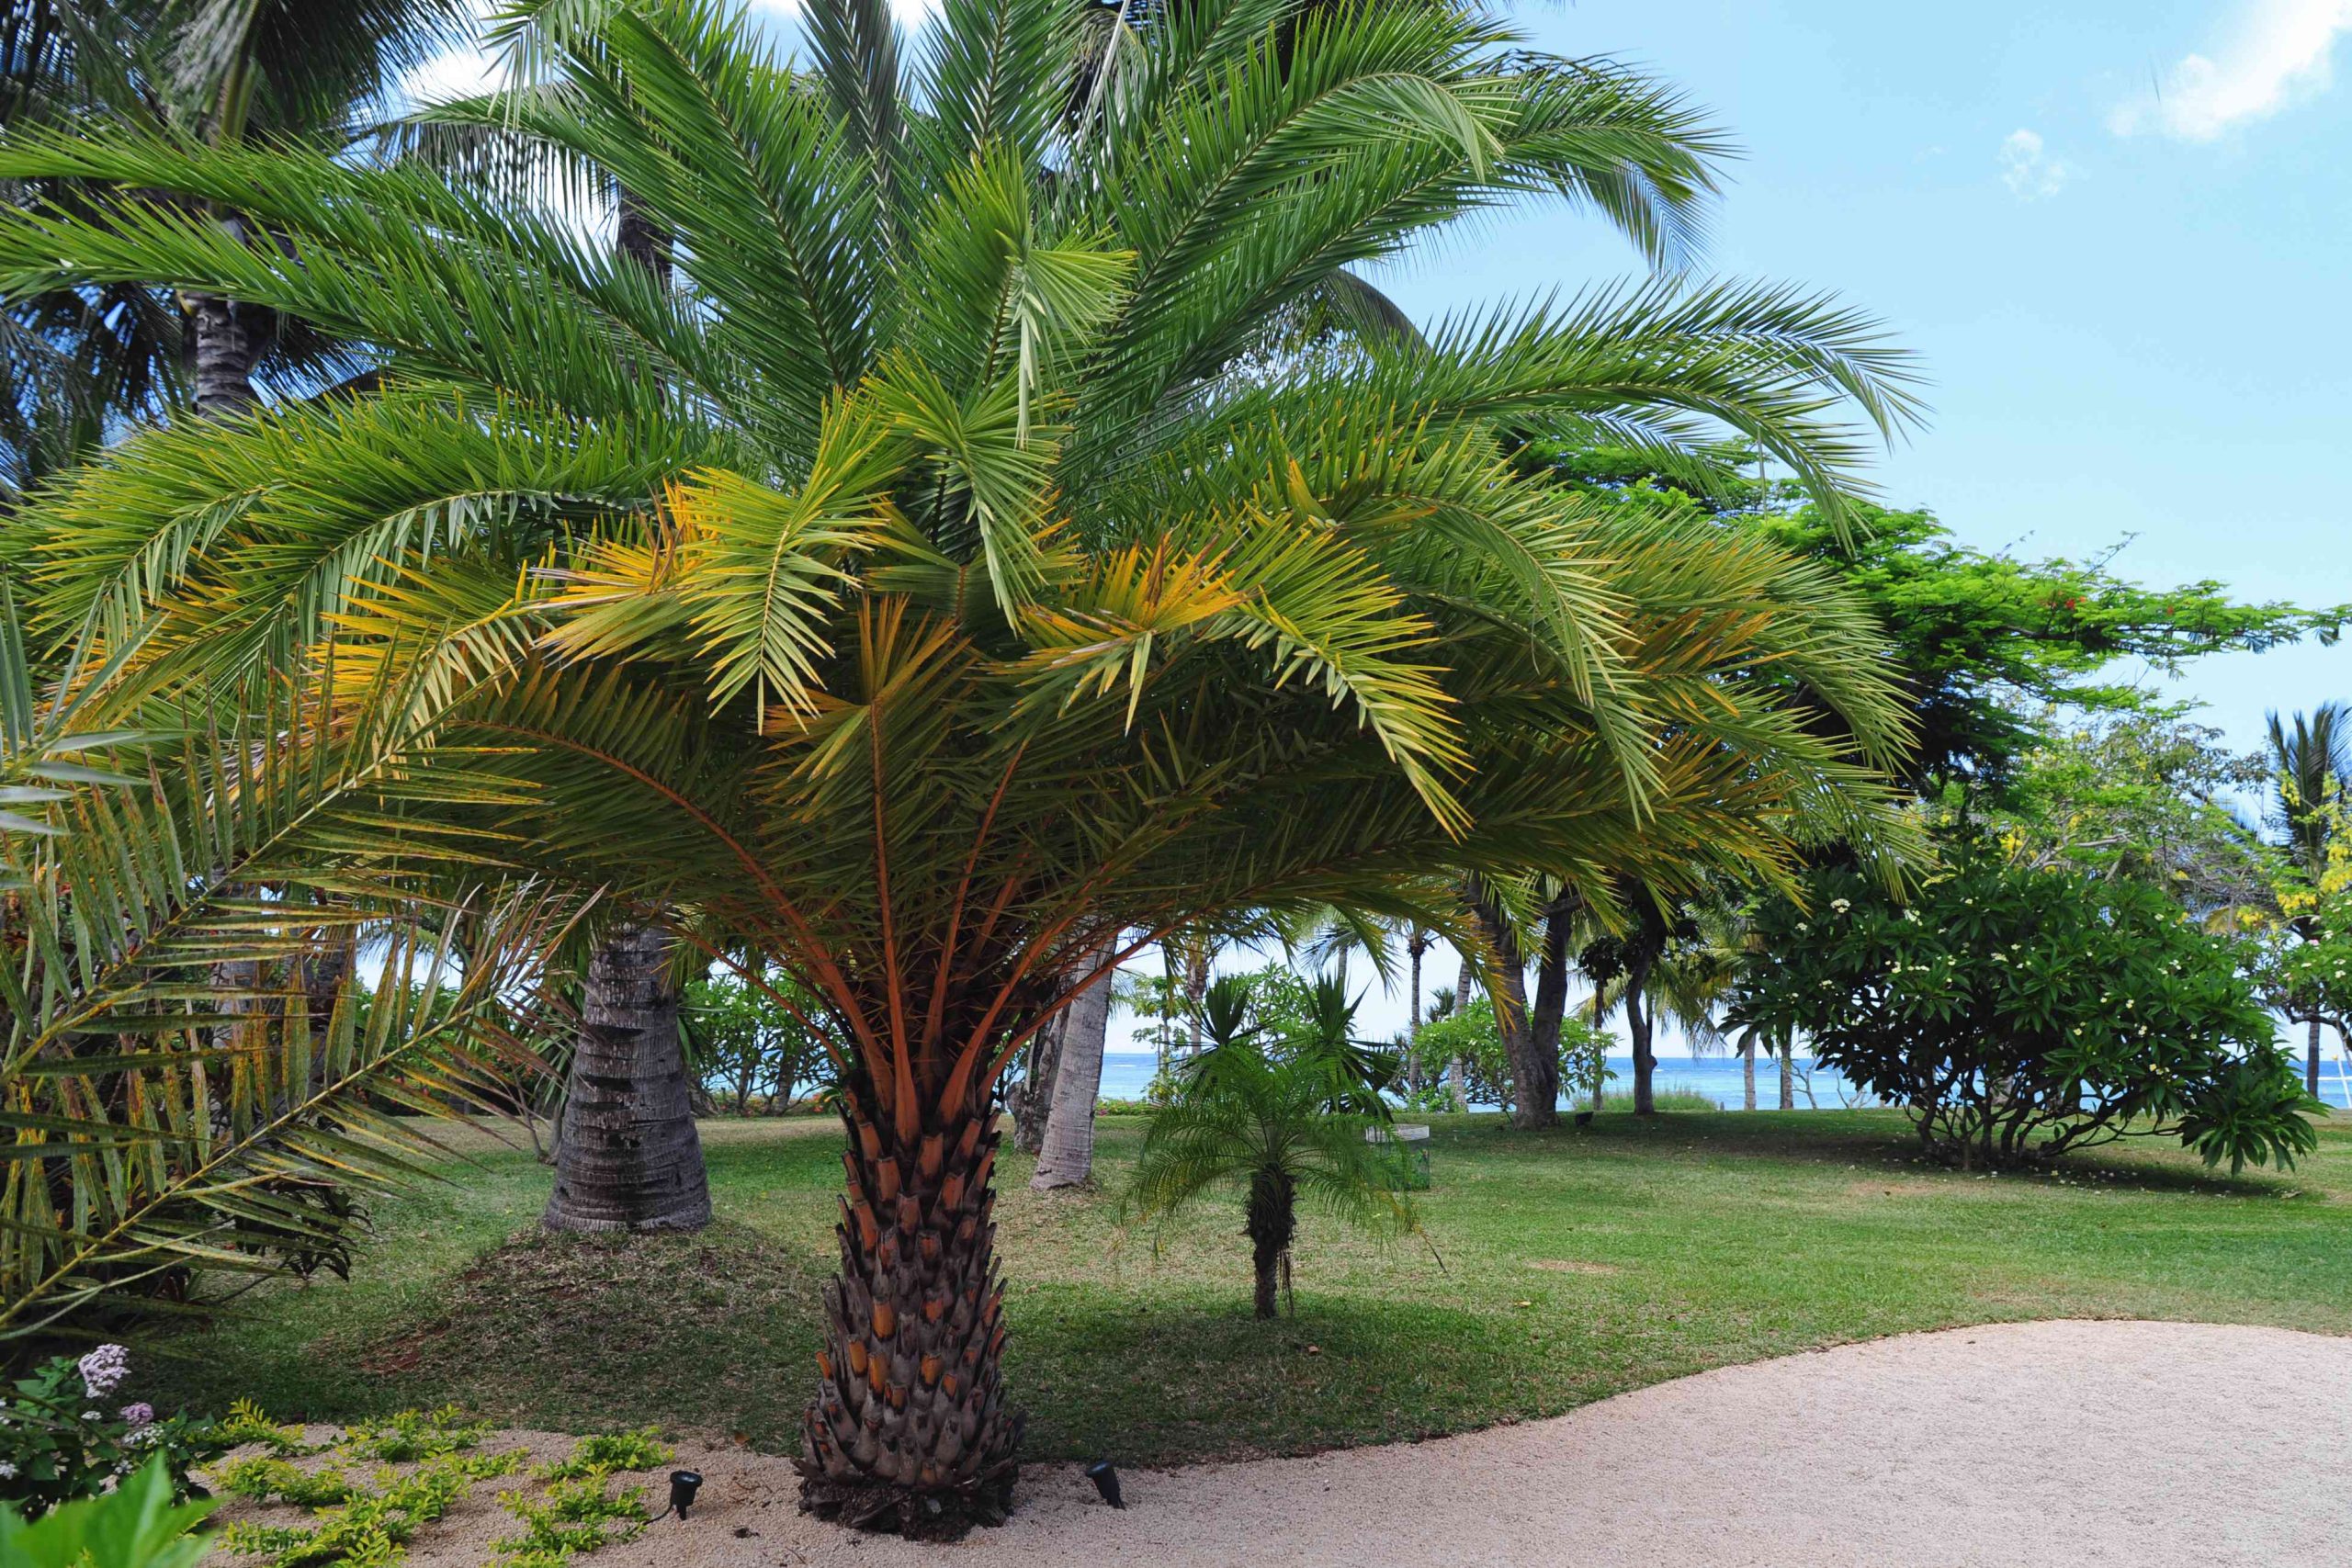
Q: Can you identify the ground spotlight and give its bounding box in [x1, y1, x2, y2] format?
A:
[668, 1470, 705, 1520]
[1085, 1460, 1125, 1509]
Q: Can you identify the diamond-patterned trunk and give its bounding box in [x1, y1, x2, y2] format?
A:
[797, 1094, 1023, 1538]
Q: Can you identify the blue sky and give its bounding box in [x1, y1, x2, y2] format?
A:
[1363, 0, 2351, 766]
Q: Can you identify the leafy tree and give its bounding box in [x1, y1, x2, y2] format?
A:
[683, 966, 829, 1113]
[1993, 709, 2274, 919]
[1728, 840, 2319, 1172]
[1127, 976, 1417, 1319]
[0, 0, 1926, 1532]
[1403, 995, 1611, 1115]
[1538, 449, 2346, 797]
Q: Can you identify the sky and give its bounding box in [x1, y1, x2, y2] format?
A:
[412, 1, 2352, 1052]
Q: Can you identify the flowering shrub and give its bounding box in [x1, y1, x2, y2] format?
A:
[1729, 839, 2321, 1171]
[0, 1347, 227, 1517]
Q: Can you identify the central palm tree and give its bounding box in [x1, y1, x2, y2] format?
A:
[0, 0, 1921, 1533]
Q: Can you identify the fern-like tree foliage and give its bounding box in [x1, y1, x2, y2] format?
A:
[0, 601, 584, 1344]
[1126, 976, 1418, 1321]
[0, 0, 1925, 1533]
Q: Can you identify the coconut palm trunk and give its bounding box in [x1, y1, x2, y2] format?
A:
[1779, 1040, 1795, 1111]
[802, 1085, 1022, 1536]
[1742, 1036, 1757, 1111]
[1524, 895, 1577, 1123]
[1624, 961, 1656, 1115]
[542, 922, 711, 1232]
[2310, 1014, 2324, 1099]
[1029, 950, 1116, 1189]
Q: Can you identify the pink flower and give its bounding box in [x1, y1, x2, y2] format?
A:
[119, 1403, 154, 1427]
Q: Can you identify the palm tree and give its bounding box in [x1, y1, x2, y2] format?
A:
[1127, 975, 1414, 1318]
[0, 0, 1922, 1532]
[2268, 704, 2352, 1094]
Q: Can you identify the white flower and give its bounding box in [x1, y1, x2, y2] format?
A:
[0, 1461, 15, 1479]
[83, 1410, 102, 1422]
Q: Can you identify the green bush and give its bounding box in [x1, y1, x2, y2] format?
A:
[1730, 840, 2322, 1171]
[1403, 999, 1613, 1113]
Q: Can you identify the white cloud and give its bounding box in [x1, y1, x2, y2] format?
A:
[1997, 129, 2076, 198]
[2110, 0, 2352, 141]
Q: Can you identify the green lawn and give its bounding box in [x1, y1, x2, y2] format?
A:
[141, 1110, 2352, 1465]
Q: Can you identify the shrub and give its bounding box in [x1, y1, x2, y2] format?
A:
[1403, 999, 1613, 1113]
[1729, 842, 2322, 1171]
[0, 1348, 226, 1517]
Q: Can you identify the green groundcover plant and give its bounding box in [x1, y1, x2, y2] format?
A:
[1730, 838, 2322, 1171]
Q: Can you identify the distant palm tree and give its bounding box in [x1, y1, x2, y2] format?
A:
[1127, 976, 1415, 1318]
[2269, 703, 2352, 1094]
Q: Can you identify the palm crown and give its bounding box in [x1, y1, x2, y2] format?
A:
[0, 0, 1921, 1529]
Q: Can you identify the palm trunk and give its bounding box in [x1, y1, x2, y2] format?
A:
[189, 207, 261, 419]
[542, 923, 712, 1232]
[1468, 882, 1553, 1129]
[1592, 988, 1607, 1111]
[2310, 1014, 2324, 1098]
[1009, 1008, 1064, 1154]
[1405, 927, 1427, 1089]
[799, 1097, 1021, 1537]
[1626, 959, 1656, 1116]
[1742, 1036, 1757, 1111]
[1450, 951, 1474, 1111]
[1028, 947, 1115, 1189]
[1779, 1040, 1794, 1111]
[1246, 1168, 1296, 1320]
[1523, 897, 1574, 1126]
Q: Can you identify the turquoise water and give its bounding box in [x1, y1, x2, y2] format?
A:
[1094, 1051, 2352, 1111]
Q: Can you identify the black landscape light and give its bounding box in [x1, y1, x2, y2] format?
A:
[667, 1470, 705, 1520]
[1085, 1460, 1125, 1509]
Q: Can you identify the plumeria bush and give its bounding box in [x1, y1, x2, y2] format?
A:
[1729, 839, 2322, 1171]
[1, 1346, 226, 1517]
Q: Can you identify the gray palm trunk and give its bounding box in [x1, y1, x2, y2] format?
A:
[1741, 1036, 1757, 1111]
[1450, 952, 1474, 1112]
[543, 921, 712, 1232]
[1623, 950, 1659, 1115]
[1779, 1042, 1795, 1111]
[1029, 946, 1116, 1189]
[2310, 1014, 2324, 1098]
[190, 212, 260, 417]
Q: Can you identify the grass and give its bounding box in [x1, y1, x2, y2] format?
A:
[137, 1109, 2352, 1466]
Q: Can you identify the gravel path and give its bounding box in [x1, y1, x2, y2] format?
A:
[372, 1319, 2352, 1567]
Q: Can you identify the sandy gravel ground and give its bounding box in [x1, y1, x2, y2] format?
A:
[227, 1319, 2352, 1567]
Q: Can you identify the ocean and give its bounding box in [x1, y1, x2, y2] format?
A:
[1091, 1051, 2352, 1111]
